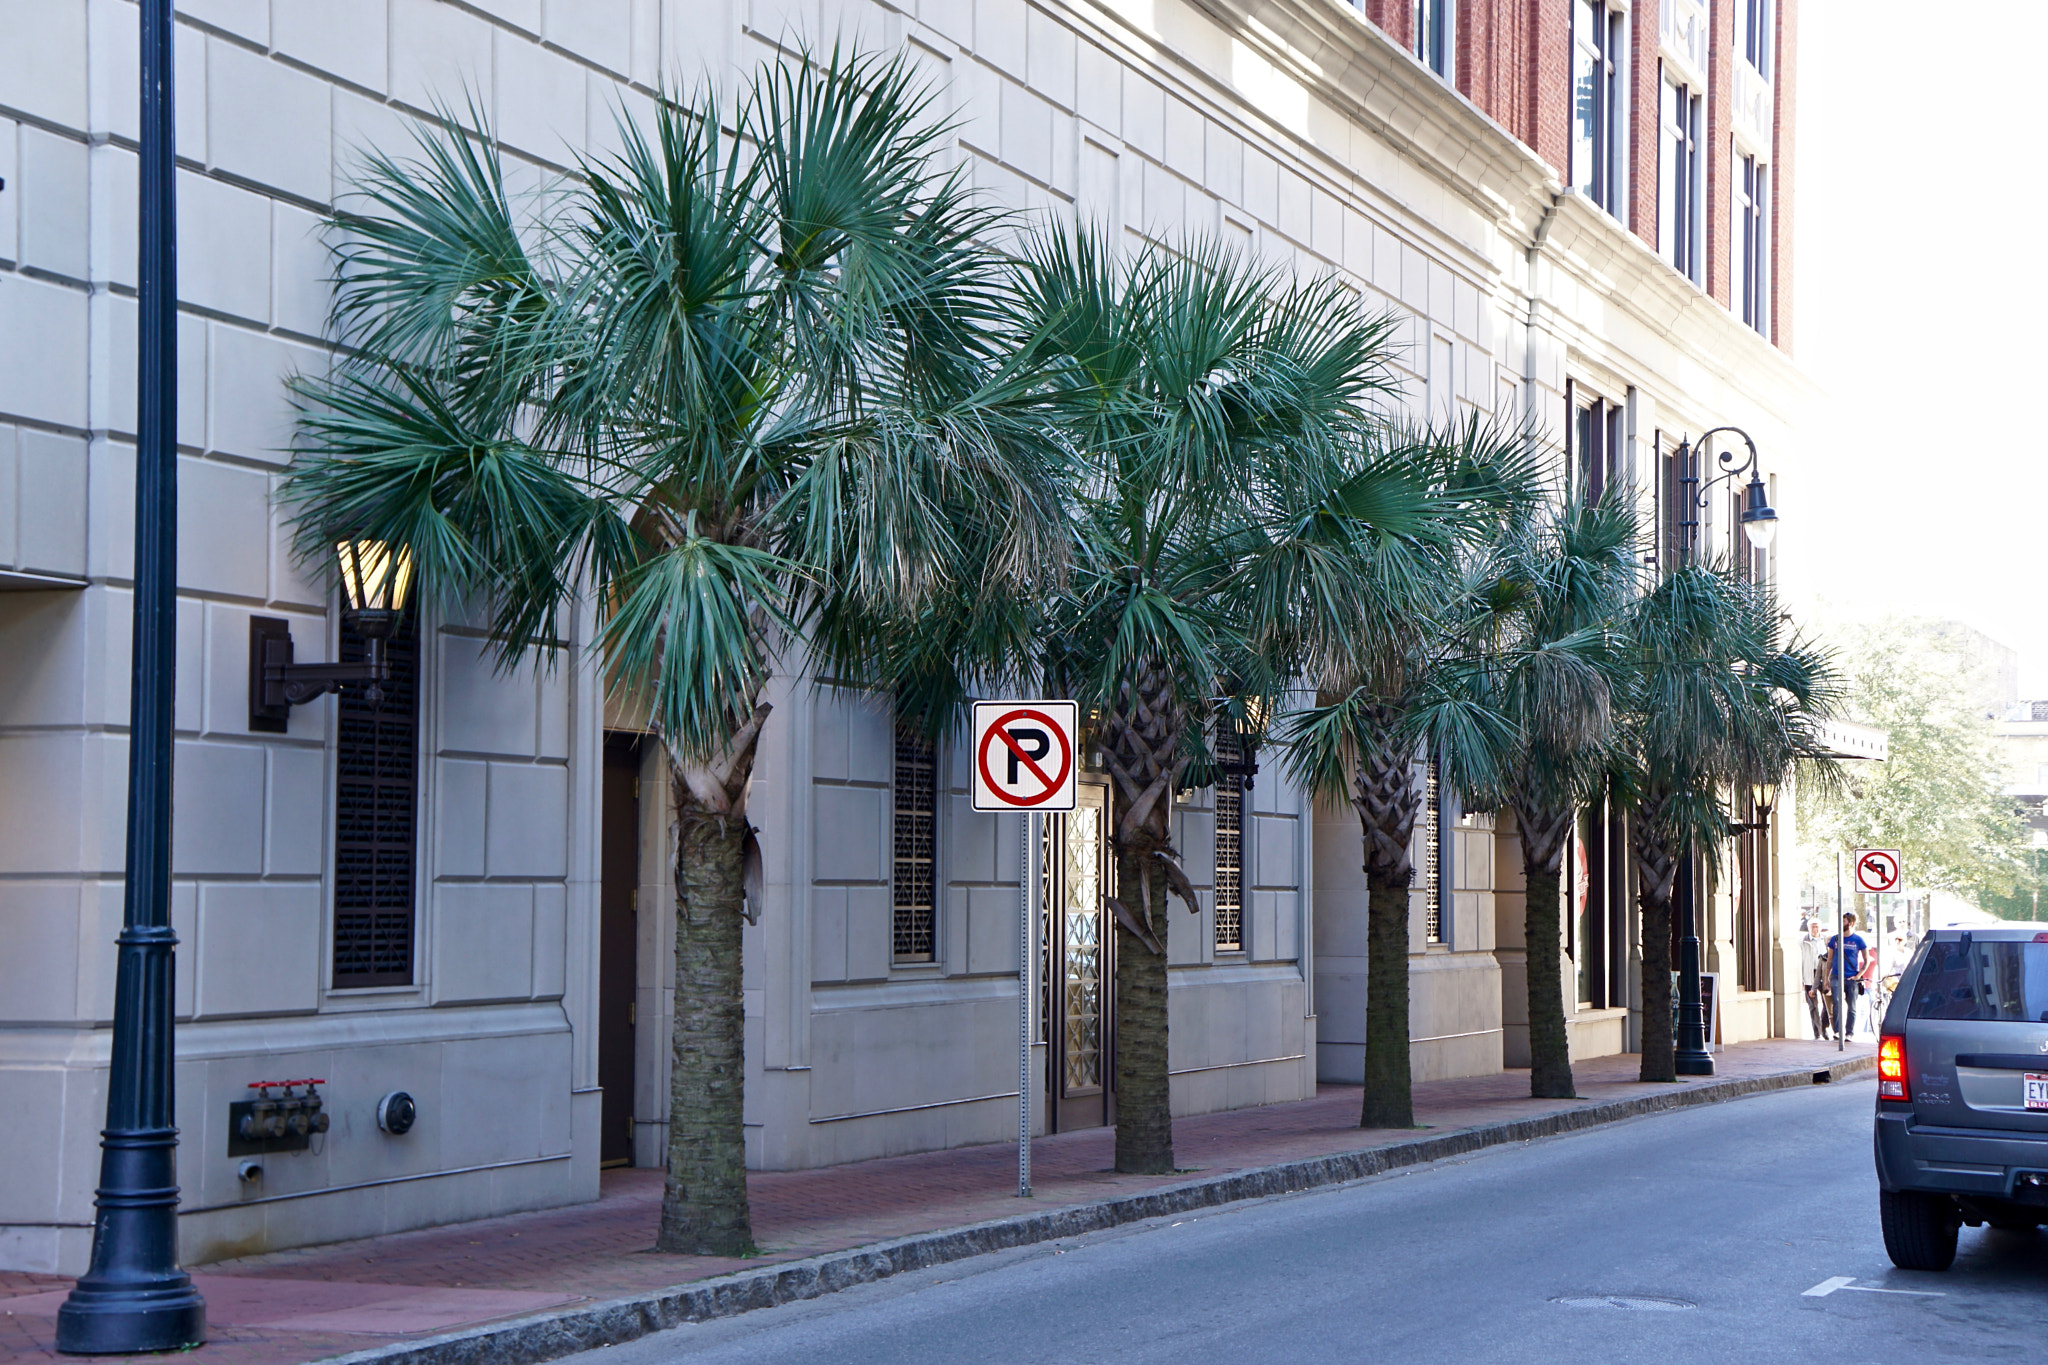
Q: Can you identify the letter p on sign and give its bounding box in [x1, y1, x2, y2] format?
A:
[971, 701, 1079, 812]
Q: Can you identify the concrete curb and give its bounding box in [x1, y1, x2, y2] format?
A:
[319, 1054, 1874, 1365]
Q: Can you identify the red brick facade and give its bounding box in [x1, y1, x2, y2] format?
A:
[1359, 0, 1794, 351]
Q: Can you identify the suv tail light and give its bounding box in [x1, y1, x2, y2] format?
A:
[1878, 1034, 1909, 1102]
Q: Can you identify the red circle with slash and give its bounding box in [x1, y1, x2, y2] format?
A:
[976, 708, 1074, 807]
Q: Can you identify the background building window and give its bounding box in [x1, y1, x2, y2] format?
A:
[1414, 0, 1452, 78]
[892, 717, 938, 963]
[333, 611, 420, 987]
[1569, 383, 1626, 506]
[1214, 728, 1245, 952]
[1571, 0, 1628, 218]
[1657, 430, 1700, 569]
[1421, 757, 1444, 944]
[1734, 154, 1770, 335]
[1740, 0, 1774, 78]
[1659, 76, 1704, 285]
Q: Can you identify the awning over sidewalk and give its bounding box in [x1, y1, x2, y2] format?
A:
[1818, 719, 1888, 762]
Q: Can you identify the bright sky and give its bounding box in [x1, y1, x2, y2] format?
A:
[1786, 1, 2048, 696]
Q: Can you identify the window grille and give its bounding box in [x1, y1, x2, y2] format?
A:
[892, 719, 938, 963]
[333, 612, 419, 986]
[1422, 758, 1443, 943]
[1214, 729, 1244, 953]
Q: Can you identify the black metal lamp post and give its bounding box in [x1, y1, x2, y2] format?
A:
[1670, 425, 1781, 1078]
[55, 0, 207, 1352]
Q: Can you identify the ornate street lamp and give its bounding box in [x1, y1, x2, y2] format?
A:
[1674, 425, 1779, 560]
[56, 1, 208, 1351]
[1670, 424, 1781, 1078]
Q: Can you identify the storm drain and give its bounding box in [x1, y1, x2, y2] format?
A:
[1551, 1295, 1696, 1311]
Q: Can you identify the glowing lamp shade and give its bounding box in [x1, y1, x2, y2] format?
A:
[335, 540, 414, 637]
[1749, 778, 1778, 818]
[1738, 472, 1779, 552]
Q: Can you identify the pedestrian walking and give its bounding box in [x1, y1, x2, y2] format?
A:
[1828, 911, 1872, 1040]
[1799, 918, 1826, 1039]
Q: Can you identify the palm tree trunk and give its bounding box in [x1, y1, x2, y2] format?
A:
[1099, 657, 1189, 1176]
[656, 705, 770, 1256]
[1112, 850, 1173, 1173]
[1514, 802, 1576, 1100]
[1634, 796, 1679, 1084]
[1354, 712, 1419, 1129]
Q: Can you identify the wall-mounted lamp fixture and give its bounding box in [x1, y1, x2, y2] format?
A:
[1675, 426, 1780, 559]
[250, 540, 414, 732]
[1729, 777, 1779, 834]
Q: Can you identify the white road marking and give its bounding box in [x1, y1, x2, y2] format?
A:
[1803, 1276, 1945, 1298]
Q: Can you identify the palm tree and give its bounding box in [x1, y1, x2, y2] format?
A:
[1011, 229, 1402, 1173]
[281, 52, 1061, 1254]
[1460, 494, 1637, 1100]
[1281, 416, 1544, 1130]
[1615, 562, 1840, 1083]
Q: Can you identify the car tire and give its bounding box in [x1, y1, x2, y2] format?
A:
[1880, 1189, 1959, 1271]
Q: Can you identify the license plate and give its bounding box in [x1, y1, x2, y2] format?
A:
[2027, 1074, 2048, 1111]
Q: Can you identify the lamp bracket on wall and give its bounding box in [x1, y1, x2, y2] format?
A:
[249, 616, 392, 732]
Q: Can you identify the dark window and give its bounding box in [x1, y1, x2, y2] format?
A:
[1214, 727, 1245, 953]
[333, 611, 420, 986]
[1658, 431, 1699, 569]
[892, 718, 938, 963]
[1660, 75, 1704, 285]
[1742, 0, 1773, 77]
[1414, 0, 1451, 77]
[1736, 155, 1770, 335]
[1910, 941, 2048, 1023]
[1570, 386, 1625, 506]
[1572, 0, 1627, 218]
[1735, 790, 1770, 991]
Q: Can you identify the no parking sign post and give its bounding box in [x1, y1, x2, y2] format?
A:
[973, 701, 1078, 1199]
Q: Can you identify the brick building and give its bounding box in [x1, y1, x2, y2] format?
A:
[0, 0, 1810, 1273]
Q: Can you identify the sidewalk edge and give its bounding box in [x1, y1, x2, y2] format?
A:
[313, 1054, 1873, 1365]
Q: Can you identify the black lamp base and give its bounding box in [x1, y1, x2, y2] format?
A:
[55, 1278, 206, 1355]
[1674, 1049, 1715, 1077]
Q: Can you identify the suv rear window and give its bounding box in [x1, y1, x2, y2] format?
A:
[1908, 939, 2048, 1023]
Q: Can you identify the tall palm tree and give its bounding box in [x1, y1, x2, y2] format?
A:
[1281, 416, 1544, 1130]
[1011, 229, 1401, 1173]
[1458, 494, 1637, 1100]
[281, 52, 1061, 1254]
[1614, 562, 1840, 1083]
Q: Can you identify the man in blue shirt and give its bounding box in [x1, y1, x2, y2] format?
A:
[1827, 911, 1873, 1039]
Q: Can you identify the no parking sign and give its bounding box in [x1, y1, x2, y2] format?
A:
[970, 701, 1078, 813]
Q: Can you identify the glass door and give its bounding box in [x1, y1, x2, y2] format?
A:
[1044, 781, 1114, 1131]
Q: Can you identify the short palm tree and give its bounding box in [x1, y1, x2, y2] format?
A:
[1012, 229, 1401, 1173]
[1281, 415, 1544, 1130]
[1615, 562, 1840, 1083]
[281, 52, 1061, 1253]
[1458, 493, 1637, 1100]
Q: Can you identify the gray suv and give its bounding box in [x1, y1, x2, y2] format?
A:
[1875, 926, 2048, 1270]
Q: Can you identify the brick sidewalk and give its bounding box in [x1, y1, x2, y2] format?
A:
[1, 1038, 1871, 1365]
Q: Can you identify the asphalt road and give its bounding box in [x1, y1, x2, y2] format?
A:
[594, 1078, 2048, 1364]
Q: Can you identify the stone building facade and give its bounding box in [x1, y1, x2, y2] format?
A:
[0, 0, 1806, 1273]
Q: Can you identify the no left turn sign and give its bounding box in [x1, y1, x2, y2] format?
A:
[971, 701, 1079, 812]
[1853, 848, 1903, 895]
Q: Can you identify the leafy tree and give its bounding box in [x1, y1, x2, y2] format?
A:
[1616, 564, 1840, 1083]
[281, 53, 1060, 1254]
[1797, 620, 2037, 911]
